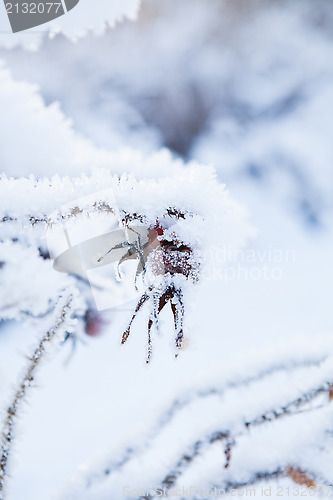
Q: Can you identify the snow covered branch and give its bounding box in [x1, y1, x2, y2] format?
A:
[59, 336, 333, 498]
[0, 291, 82, 499]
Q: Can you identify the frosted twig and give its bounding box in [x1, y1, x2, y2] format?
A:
[83, 357, 331, 481]
[139, 469, 285, 500]
[0, 293, 75, 499]
[75, 363, 333, 496]
[138, 380, 333, 499]
[139, 431, 230, 500]
[0, 201, 116, 227]
[0, 204, 187, 228]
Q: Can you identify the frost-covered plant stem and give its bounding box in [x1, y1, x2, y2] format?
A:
[73, 362, 333, 498]
[0, 294, 75, 499]
[139, 470, 285, 500]
[142, 383, 333, 500]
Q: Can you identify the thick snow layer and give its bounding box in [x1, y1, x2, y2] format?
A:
[2, 0, 332, 225]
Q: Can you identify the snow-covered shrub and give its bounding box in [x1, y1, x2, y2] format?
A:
[0, 153, 252, 498]
[0, 1, 332, 500]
